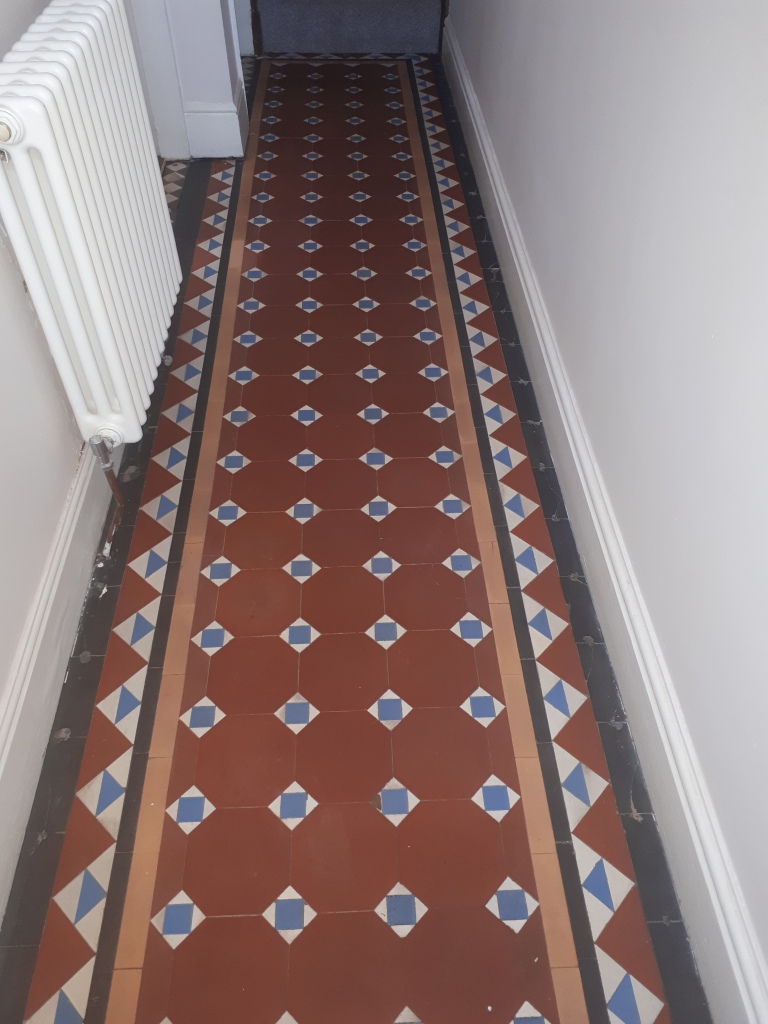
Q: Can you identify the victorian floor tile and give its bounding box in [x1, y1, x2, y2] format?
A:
[4, 55, 697, 1024]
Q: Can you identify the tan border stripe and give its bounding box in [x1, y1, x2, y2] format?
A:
[104, 61, 271, 1024]
[399, 61, 589, 1024]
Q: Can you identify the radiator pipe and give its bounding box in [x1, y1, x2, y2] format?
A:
[89, 433, 124, 554]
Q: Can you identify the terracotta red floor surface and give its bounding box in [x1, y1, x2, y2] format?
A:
[18, 57, 674, 1024]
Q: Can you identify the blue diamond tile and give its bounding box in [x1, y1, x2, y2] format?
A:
[376, 884, 425, 936]
[265, 887, 316, 942]
[167, 786, 214, 833]
[217, 451, 251, 474]
[283, 557, 319, 581]
[291, 449, 323, 472]
[369, 690, 411, 730]
[461, 687, 503, 723]
[443, 550, 478, 577]
[429, 446, 460, 466]
[472, 775, 520, 820]
[277, 695, 318, 733]
[203, 557, 240, 586]
[487, 879, 538, 933]
[181, 698, 224, 736]
[289, 501, 320, 521]
[366, 616, 404, 649]
[377, 780, 419, 824]
[152, 892, 204, 947]
[361, 447, 391, 468]
[269, 783, 317, 830]
[365, 552, 400, 578]
[281, 619, 318, 651]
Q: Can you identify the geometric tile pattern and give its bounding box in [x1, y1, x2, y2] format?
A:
[22, 161, 237, 1022]
[22, 57, 668, 1024]
[413, 54, 667, 1022]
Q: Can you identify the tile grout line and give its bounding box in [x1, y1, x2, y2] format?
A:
[400, 59, 590, 1024]
[102, 64, 271, 1024]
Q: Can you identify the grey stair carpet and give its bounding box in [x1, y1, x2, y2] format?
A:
[256, 0, 442, 54]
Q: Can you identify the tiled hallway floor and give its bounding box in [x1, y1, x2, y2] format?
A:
[3, 56, 707, 1024]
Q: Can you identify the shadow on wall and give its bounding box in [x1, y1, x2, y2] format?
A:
[253, 0, 444, 54]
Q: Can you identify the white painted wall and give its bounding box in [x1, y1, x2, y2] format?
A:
[445, 4, 768, 1022]
[165, 0, 247, 157]
[0, 2, 111, 919]
[126, 0, 247, 158]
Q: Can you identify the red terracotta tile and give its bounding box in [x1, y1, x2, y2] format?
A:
[242, 338, 307, 377]
[240, 375, 307, 415]
[299, 632, 387, 711]
[296, 711, 391, 802]
[184, 807, 290, 915]
[486, 713, 521, 789]
[97, 634, 148, 700]
[365, 273, 424, 304]
[167, 720, 200, 805]
[25, 904, 93, 1017]
[151, 816, 188, 916]
[237, 415, 306, 461]
[535, 627, 590, 695]
[288, 913, 404, 1024]
[387, 628, 478, 707]
[399, 799, 506, 908]
[367, 303, 427, 337]
[599, 889, 666, 1001]
[403, 907, 556, 1024]
[223, 511, 302, 570]
[306, 412, 375, 458]
[292, 802, 398, 911]
[216, 569, 300, 637]
[229, 461, 306, 513]
[308, 337, 369, 374]
[53, 799, 114, 893]
[510, 508, 556, 562]
[367, 337, 433, 373]
[311, 274, 367, 305]
[76, 709, 132, 789]
[249, 304, 309, 338]
[392, 707, 491, 800]
[522, 563, 570, 623]
[302, 566, 384, 633]
[167, 917, 289, 1024]
[499, 803, 539, 898]
[135, 925, 173, 1024]
[307, 372, 371, 415]
[303, 509, 380, 566]
[557, 702, 610, 780]
[309, 304, 367, 338]
[375, 412, 441, 458]
[305, 459, 377, 509]
[371, 372, 435, 414]
[379, 507, 458, 564]
[377, 458, 450, 507]
[207, 635, 299, 714]
[250, 274, 309, 306]
[196, 715, 295, 807]
[384, 564, 466, 630]
[572, 788, 636, 881]
[113, 568, 161, 625]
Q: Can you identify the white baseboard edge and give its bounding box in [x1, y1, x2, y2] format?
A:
[442, 18, 768, 1024]
[186, 101, 247, 158]
[0, 450, 109, 921]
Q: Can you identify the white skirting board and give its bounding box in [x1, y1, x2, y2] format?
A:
[0, 452, 109, 921]
[442, 19, 768, 1024]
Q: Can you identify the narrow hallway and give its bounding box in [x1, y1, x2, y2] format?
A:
[7, 56, 688, 1024]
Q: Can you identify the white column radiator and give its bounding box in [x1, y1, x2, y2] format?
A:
[0, 0, 182, 445]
